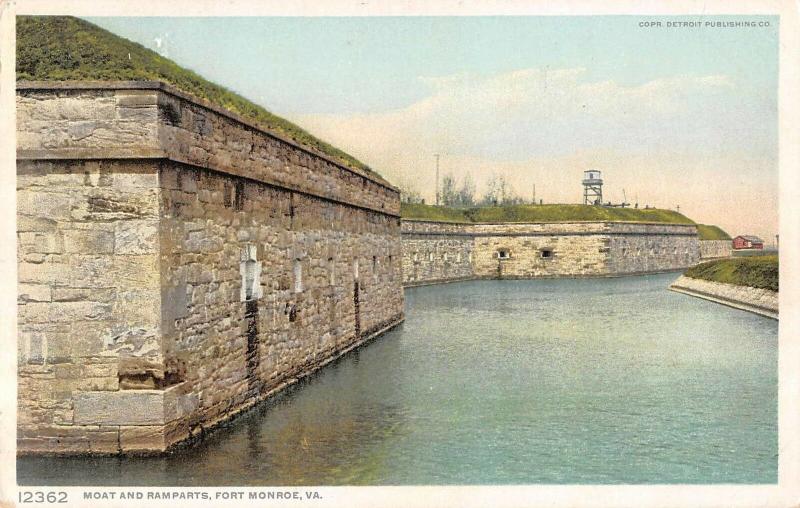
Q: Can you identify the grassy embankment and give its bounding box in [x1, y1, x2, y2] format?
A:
[16, 16, 378, 178]
[401, 204, 734, 240]
[684, 256, 778, 291]
[401, 202, 694, 224]
[695, 224, 731, 241]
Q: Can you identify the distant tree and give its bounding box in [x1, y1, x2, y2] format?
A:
[504, 193, 525, 205]
[479, 173, 500, 206]
[440, 173, 458, 206]
[394, 174, 424, 204]
[456, 173, 476, 207]
[479, 173, 525, 206]
[402, 189, 424, 204]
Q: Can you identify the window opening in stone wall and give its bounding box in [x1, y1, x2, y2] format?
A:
[457, 252, 462, 263]
[353, 259, 359, 282]
[413, 252, 419, 263]
[497, 249, 510, 259]
[429, 252, 434, 262]
[373, 256, 379, 282]
[294, 259, 303, 293]
[443, 253, 449, 262]
[234, 180, 245, 211]
[329, 257, 335, 286]
[240, 245, 262, 302]
[244, 260, 257, 299]
[223, 182, 234, 208]
[541, 249, 553, 259]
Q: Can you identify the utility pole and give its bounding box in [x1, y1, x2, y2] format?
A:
[434, 154, 440, 206]
[532, 184, 536, 205]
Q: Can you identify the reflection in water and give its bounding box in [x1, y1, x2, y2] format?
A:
[18, 274, 778, 485]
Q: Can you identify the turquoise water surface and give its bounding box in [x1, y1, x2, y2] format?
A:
[17, 273, 778, 485]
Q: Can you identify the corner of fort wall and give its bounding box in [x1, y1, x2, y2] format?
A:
[16, 82, 404, 454]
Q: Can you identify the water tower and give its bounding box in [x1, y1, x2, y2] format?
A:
[582, 170, 603, 205]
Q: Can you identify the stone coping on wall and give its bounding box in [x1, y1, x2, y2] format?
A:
[401, 219, 698, 237]
[17, 80, 395, 189]
[669, 275, 778, 319]
[17, 80, 400, 217]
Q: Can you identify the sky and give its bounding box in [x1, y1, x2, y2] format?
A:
[87, 16, 779, 241]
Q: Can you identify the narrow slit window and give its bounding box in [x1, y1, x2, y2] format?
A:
[353, 259, 359, 282]
[244, 260, 257, 299]
[293, 259, 303, 293]
[239, 245, 262, 301]
[497, 249, 510, 259]
[223, 182, 233, 208]
[540, 249, 553, 259]
[329, 257, 335, 286]
[234, 180, 245, 211]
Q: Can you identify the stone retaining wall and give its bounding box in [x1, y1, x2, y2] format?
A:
[401, 220, 700, 286]
[400, 221, 473, 286]
[17, 82, 404, 454]
[669, 275, 778, 319]
[699, 240, 732, 259]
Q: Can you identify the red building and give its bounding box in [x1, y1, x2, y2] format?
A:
[733, 235, 764, 250]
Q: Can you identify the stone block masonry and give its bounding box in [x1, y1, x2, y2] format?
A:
[670, 275, 778, 319]
[699, 240, 733, 259]
[17, 81, 404, 455]
[401, 221, 474, 286]
[402, 219, 700, 286]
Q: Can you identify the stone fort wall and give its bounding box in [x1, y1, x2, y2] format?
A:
[400, 221, 474, 286]
[17, 82, 404, 454]
[401, 220, 700, 286]
[699, 240, 733, 259]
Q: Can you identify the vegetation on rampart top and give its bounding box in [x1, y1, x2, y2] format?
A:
[400, 203, 695, 224]
[684, 256, 778, 291]
[696, 224, 732, 241]
[16, 16, 378, 178]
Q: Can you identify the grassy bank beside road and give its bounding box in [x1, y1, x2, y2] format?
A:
[684, 256, 778, 291]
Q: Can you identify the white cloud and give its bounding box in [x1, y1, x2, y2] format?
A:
[295, 67, 760, 163]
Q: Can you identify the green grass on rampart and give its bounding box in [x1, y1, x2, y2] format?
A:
[16, 16, 377, 177]
[401, 203, 695, 224]
[684, 255, 778, 291]
[696, 224, 731, 241]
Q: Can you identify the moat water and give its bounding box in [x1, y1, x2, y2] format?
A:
[18, 273, 778, 485]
